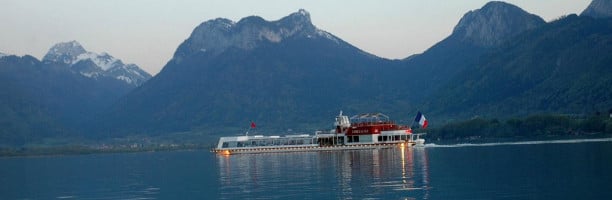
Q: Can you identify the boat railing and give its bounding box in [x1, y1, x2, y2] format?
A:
[351, 121, 395, 127]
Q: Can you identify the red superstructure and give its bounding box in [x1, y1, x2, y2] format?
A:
[337, 113, 412, 135]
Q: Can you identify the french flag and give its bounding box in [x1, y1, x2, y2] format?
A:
[414, 112, 428, 129]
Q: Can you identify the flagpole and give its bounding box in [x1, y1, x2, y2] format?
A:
[410, 111, 419, 129]
[246, 121, 256, 136]
[246, 121, 251, 136]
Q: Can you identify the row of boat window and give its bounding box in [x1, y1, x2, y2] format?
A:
[222, 138, 315, 148]
[378, 135, 409, 142]
[346, 134, 409, 143]
[221, 134, 413, 148]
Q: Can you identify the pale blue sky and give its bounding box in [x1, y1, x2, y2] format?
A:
[0, 0, 591, 75]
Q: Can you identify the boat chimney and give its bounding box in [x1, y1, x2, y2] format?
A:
[334, 110, 351, 133]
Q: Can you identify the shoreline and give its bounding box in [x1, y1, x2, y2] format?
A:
[0, 144, 211, 158]
[2, 134, 611, 158]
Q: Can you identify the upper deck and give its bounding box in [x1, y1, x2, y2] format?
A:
[346, 113, 411, 135]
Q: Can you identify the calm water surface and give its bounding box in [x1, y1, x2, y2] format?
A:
[1, 139, 612, 199]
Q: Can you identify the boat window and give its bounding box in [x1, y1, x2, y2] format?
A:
[359, 135, 371, 142]
[228, 142, 237, 147]
[222, 142, 228, 148]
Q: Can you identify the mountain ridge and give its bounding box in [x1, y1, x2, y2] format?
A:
[452, 1, 545, 47]
[423, 14, 612, 121]
[43, 41, 151, 86]
[97, 9, 396, 136]
[3, 1, 611, 145]
[1, 54, 141, 145]
[173, 9, 340, 59]
[581, 0, 612, 18]
[399, 1, 546, 101]
[96, 4, 562, 136]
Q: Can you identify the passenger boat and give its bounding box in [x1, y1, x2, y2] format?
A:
[212, 111, 426, 155]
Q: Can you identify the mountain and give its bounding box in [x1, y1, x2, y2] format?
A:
[581, 0, 612, 18]
[452, 1, 545, 47]
[423, 14, 612, 121]
[97, 4, 550, 136]
[43, 41, 151, 86]
[0, 42, 151, 146]
[400, 1, 545, 100]
[0, 55, 62, 145]
[5, 1, 610, 144]
[0, 54, 139, 145]
[173, 9, 344, 60]
[97, 9, 397, 135]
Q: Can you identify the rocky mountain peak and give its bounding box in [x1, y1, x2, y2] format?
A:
[42, 40, 87, 64]
[42, 41, 151, 86]
[581, 0, 612, 18]
[174, 9, 337, 59]
[452, 1, 545, 47]
[279, 9, 312, 27]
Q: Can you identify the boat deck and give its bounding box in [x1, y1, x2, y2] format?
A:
[213, 141, 419, 155]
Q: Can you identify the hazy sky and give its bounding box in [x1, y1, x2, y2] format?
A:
[0, 0, 591, 75]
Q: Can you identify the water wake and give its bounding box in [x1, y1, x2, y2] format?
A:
[425, 137, 612, 148]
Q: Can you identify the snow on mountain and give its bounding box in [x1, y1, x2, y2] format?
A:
[74, 52, 120, 71]
[106, 63, 151, 86]
[43, 41, 151, 86]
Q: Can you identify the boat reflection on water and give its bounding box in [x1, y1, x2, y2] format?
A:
[217, 147, 430, 199]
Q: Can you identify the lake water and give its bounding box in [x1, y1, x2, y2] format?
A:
[1, 138, 612, 199]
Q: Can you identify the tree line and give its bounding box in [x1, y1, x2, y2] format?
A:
[424, 113, 612, 141]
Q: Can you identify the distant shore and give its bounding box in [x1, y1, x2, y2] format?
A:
[0, 144, 211, 157]
[2, 134, 611, 158]
[425, 133, 612, 145]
